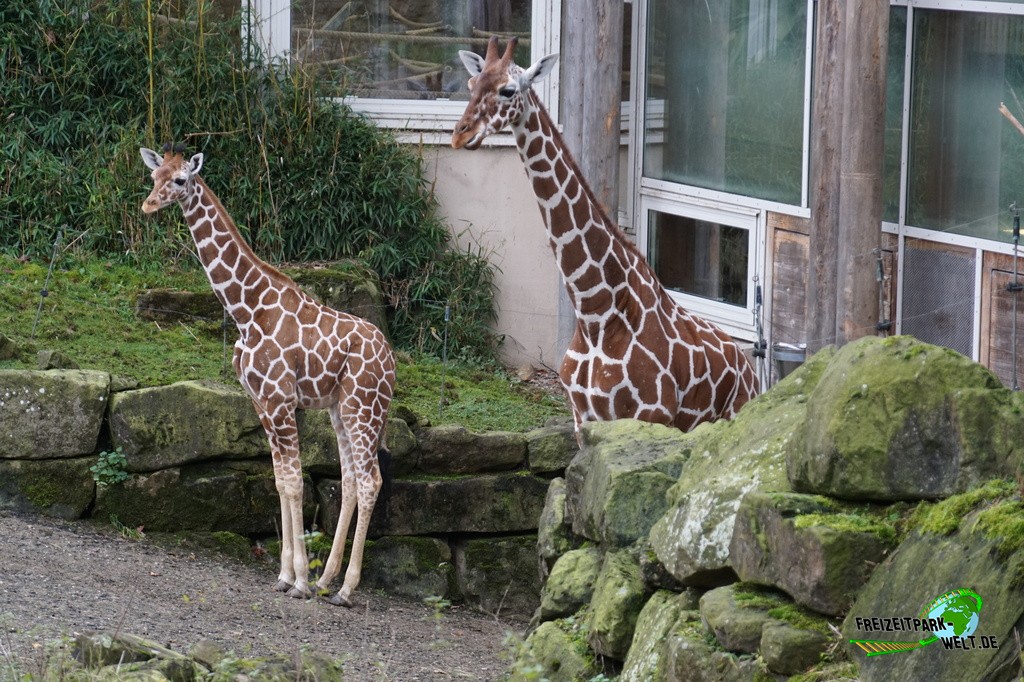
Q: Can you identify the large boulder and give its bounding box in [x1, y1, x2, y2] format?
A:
[454, 535, 540, 618]
[787, 336, 1012, 501]
[649, 346, 836, 586]
[620, 590, 701, 682]
[316, 472, 548, 537]
[587, 550, 648, 660]
[526, 422, 579, 475]
[537, 547, 604, 622]
[0, 457, 95, 519]
[508, 619, 600, 682]
[844, 484, 1024, 682]
[663, 620, 764, 682]
[108, 381, 267, 471]
[93, 460, 309, 534]
[537, 478, 576, 579]
[0, 369, 110, 459]
[289, 260, 389, 338]
[565, 420, 692, 548]
[699, 584, 777, 654]
[730, 492, 898, 615]
[360, 536, 455, 600]
[135, 289, 222, 322]
[416, 425, 527, 474]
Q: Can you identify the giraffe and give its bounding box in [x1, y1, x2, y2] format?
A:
[140, 144, 395, 607]
[452, 37, 759, 437]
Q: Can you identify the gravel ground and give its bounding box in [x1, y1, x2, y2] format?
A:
[0, 510, 519, 681]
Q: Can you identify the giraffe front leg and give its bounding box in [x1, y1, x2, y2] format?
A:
[316, 473, 357, 594]
[263, 410, 310, 599]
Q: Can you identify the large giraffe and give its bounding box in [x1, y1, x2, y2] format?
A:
[452, 38, 759, 436]
[140, 145, 395, 607]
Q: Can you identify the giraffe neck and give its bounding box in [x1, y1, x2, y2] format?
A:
[180, 178, 281, 328]
[511, 91, 658, 319]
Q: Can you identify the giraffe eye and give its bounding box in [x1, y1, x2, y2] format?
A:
[498, 86, 517, 98]
[173, 177, 186, 186]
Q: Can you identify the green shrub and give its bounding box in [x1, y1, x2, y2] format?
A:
[0, 0, 497, 360]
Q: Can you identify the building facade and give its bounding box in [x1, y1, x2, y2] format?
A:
[250, 0, 1024, 387]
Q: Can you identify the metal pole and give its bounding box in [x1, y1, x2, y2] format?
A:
[438, 303, 451, 420]
[32, 228, 63, 340]
[1010, 204, 1021, 391]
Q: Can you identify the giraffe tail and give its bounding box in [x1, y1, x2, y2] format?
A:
[375, 445, 393, 524]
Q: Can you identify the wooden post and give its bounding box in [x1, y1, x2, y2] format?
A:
[557, 0, 624, 356]
[807, 0, 846, 353]
[561, 0, 624, 217]
[808, 0, 887, 351]
[835, 0, 887, 345]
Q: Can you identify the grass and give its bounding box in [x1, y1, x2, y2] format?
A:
[0, 254, 568, 432]
[909, 479, 1018, 536]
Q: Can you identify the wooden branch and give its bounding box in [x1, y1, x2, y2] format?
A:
[999, 102, 1024, 138]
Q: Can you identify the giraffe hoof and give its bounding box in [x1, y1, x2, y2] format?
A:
[272, 579, 293, 593]
[327, 592, 353, 608]
[286, 586, 312, 599]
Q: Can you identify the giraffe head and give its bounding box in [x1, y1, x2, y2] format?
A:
[139, 145, 204, 214]
[451, 36, 558, 150]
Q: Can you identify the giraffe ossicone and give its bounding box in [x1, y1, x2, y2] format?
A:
[453, 37, 760, 438]
[140, 145, 395, 607]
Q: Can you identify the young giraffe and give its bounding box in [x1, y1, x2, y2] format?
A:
[452, 38, 759, 437]
[140, 145, 395, 607]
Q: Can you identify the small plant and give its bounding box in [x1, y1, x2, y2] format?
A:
[90, 448, 129, 487]
[109, 514, 144, 541]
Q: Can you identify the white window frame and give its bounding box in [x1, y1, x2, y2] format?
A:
[249, 0, 561, 146]
[637, 195, 765, 341]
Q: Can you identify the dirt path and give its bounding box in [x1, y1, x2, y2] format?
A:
[0, 510, 517, 680]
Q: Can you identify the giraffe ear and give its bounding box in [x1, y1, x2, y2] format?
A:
[187, 153, 204, 176]
[140, 147, 163, 171]
[519, 53, 559, 88]
[458, 50, 485, 78]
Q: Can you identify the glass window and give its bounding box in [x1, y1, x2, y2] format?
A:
[883, 6, 907, 224]
[907, 9, 1024, 244]
[648, 211, 749, 306]
[642, 0, 807, 205]
[290, 1, 532, 101]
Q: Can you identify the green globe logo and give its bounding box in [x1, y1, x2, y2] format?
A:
[851, 588, 984, 656]
[925, 589, 982, 641]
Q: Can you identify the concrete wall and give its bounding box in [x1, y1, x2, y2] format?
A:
[420, 145, 571, 369]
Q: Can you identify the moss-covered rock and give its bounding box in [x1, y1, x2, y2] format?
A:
[844, 498, 1024, 682]
[526, 422, 579, 475]
[94, 460, 310, 534]
[663, 617, 765, 682]
[109, 381, 268, 472]
[416, 424, 527, 474]
[37, 349, 79, 370]
[538, 477, 576, 579]
[730, 492, 898, 615]
[360, 535, 454, 600]
[788, 336, 1007, 501]
[317, 472, 547, 537]
[537, 547, 604, 622]
[0, 369, 110, 459]
[620, 590, 701, 682]
[454, 534, 540, 618]
[699, 584, 777, 654]
[74, 631, 200, 671]
[135, 288, 222, 322]
[649, 346, 836, 586]
[146, 530, 254, 563]
[587, 550, 648, 660]
[290, 260, 389, 339]
[759, 620, 829, 676]
[0, 456, 95, 519]
[508, 617, 600, 682]
[565, 420, 692, 548]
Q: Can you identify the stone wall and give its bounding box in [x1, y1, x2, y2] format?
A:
[519, 336, 1024, 681]
[0, 369, 578, 620]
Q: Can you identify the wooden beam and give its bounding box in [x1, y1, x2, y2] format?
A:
[560, 0, 624, 219]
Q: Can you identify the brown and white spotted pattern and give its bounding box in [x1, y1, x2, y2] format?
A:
[140, 147, 395, 607]
[452, 38, 759, 437]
